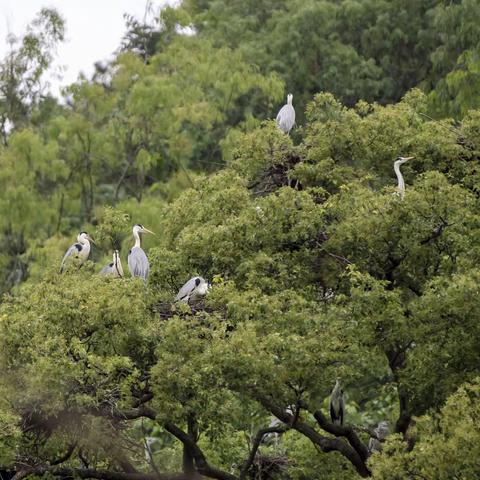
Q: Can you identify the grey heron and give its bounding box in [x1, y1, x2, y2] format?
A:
[99, 250, 124, 277]
[394, 156, 414, 199]
[276, 93, 295, 134]
[127, 224, 154, 281]
[329, 379, 345, 425]
[175, 276, 209, 304]
[60, 231, 94, 273]
[368, 421, 390, 454]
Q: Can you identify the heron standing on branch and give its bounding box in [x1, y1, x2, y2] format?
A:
[100, 250, 124, 278]
[394, 156, 414, 199]
[329, 379, 345, 425]
[276, 93, 295, 134]
[60, 231, 94, 273]
[128, 224, 154, 281]
[176, 276, 209, 304]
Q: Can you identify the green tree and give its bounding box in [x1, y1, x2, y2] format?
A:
[0, 8, 65, 144]
[0, 91, 479, 480]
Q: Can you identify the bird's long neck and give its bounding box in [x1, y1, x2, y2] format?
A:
[333, 381, 341, 396]
[80, 239, 91, 257]
[394, 163, 405, 198]
[114, 254, 124, 277]
[287, 96, 292, 105]
[133, 230, 141, 248]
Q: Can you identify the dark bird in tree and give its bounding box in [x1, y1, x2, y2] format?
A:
[329, 379, 345, 425]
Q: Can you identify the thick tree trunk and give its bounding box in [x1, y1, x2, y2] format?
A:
[183, 415, 200, 479]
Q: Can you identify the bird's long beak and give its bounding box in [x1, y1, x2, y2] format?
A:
[87, 236, 96, 244]
[142, 228, 155, 235]
[404, 156, 414, 161]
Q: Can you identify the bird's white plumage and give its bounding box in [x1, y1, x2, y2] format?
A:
[393, 156, 413, 199]
[100, 250, 124, 277]
[60, 232, 92, 273]
[175, 276, 209, 303]
[276, 93, 295, 134]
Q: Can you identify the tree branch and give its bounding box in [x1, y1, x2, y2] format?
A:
[50, 443, 77, 465]
[308, 408, 369, 461]
[239, 426, 288, 480]
[13, 466, 189, 480]
[164, 423, 237, 480]
[252, 391, 371, 478]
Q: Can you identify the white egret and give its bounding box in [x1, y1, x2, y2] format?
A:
[394, 156, 414, 199]
[99, 250, 124, 278]
[329, 379, 345, 425]
[60, 231, 94, 273]
[368, 421, 390, 453]
[276, 93, 295, 134]
[175, 276, 209, 304]
[127, 224, 154, 281]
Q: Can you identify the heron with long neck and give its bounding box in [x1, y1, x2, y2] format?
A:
[127, 224, 154, 281]
[329, 379, 345, 425]
[394, 156, 414, 199]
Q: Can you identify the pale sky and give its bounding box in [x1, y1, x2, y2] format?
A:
[0, 0, 173, 97]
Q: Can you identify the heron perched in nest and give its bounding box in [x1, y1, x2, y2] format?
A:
[175, 277, 210, 304]
[99, 250, 124, 278]
[60, 231, 94, 273]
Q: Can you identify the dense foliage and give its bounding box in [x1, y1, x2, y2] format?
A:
[0, 2, 479, 480]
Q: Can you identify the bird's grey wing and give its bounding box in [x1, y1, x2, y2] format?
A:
[276, 109, 283, 124]
[60, 243, 82, 272]
[128, 248, 149, 280]
[99, 263, 114, 275]
[276, 105, 294, 133]
[276, 105, 287, 127]
[282, 105, 295, 131]
[175, 277, 197, 301]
